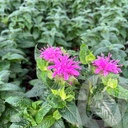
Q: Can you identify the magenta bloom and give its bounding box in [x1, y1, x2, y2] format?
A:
[40, 46, 62, 62]
[48, 55, 81, 80]
[92, 53, 122, 76]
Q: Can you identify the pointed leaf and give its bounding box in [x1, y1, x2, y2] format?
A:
[35, 102, 52, 124]
[107, 85, 128, 100]
[91, 93, 121, 127]
[36, 116, 55, 128]
[60, 102, 82, 127]
[51, 119, 65, 128]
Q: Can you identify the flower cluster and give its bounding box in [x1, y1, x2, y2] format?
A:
[92, 53, 122, 76]
[40, 46, 81, 80]
[40, 46, 62, 62]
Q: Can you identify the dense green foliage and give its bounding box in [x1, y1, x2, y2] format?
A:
[0, 0, 128, 128]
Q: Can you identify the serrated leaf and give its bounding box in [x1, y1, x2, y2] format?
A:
[0, 91, 25, 100]
[91, 93, 121, 127]
[0, 83, 20, 91]
[60, 102, 82, 127]
[35, 102, 52, 124]
[94, 47, 108, 55]
[107, 85, 128, 100]
[2, 53, 25, 61]
[25, 84, 47, 97]
[10, 113, 22, 123]
[5, 96, 31, 107]
[51, 119, 65, 128]
[0, 70, 10, 82]
[36, 116, 55, 128]
[23, 108, 37, 126]
[5, 96, 21, 107]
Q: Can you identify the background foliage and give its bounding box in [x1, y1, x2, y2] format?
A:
[0, 0, 128, 128]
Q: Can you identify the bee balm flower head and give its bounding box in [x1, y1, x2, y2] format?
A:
[92, 53, 122, 76]
[40, 46, 62, 62]
[48, 55, 81, 80]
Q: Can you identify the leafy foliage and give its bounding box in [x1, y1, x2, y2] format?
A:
[0, 0, 128, 128]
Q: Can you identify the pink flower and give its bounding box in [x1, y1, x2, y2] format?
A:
[92, 53, 122, 76]
[48, 55, 81, 80]
[40, 46, 62, 62]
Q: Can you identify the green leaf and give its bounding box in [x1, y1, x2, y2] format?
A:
[119, 77, 128, 87]
[0, 83, 20, 91]
[2, 53, 25, 61]
[60, 102, 82, 127]
[112, 44, 125, 49]
[5, 96, 21, 107]
[40, 71, 48, 83]
[0, 70, 10, 82]
[5, 96, 31, 107]
[88, 75, 99, 86]
[36, 116, 55, 128]
[25, 84, 47, 98]
[34, 45, 40, 60]
[53, 110, 62, 120]
[79, 43, 88, 64]
[107, 78, 118, 88]
[79, 43, 95, 64]
[0, 91, 25, 100]
[35, 102, 52, 124]
[10, 113, 22, 123]
[32, 100, 43, 110]
[91, 93, 121, 127]
[0, 99, 5, 116]
[122, 113, 128, 128]
[107, 85, 128, 100]
[85, 52, 95, 63]
[48, 95, 66, 109]
[23, 108, 37, 126]
[33, 27, 40, 39]
[37, 58, 48, 71]
[23, 13, 32, 24]
[59, 88, 67, 100]
[9, 124, 24, 128]
[94, 47, 108, 55]
[51, 119, 65, 128]
[0, 61, 10, 71]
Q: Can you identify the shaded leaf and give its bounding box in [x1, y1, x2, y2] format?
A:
[36, 116, 55, 128]
[107, 85, 128, 100]
[91, 93, 121, 127]
[35, 102, 52, 124]
[0, 83, 20, 91]
[60, 102, 82, 127]
[51, 119, 65, 128]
